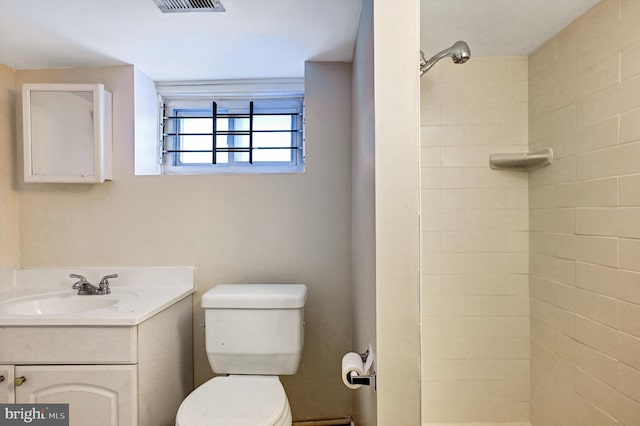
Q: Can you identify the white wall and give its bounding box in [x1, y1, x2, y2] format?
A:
[13, 62, 353, 422]
[373, 0, 422, 424]
[420, 57, 530, 425]
[351, 0, 377, 423]
[0, 64, 19, 290]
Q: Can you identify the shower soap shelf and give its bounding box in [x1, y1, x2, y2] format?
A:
[489, 147, 553, 171]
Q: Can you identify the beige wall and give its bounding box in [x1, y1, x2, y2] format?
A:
[420, 57, 530, 424]
[528, 0, 640, 425]
[351, 0, 377, 424]
[0, 64, 19, 290]
[374, 0, 422, 424]
[14, 62, 353, 422]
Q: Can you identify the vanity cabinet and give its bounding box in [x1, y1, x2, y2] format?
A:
[0, 365, 136, 425]
[0, 296, 193, 426]
[22, 83, 113, 183]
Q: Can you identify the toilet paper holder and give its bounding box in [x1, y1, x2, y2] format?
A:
[347, 348, 377, 390]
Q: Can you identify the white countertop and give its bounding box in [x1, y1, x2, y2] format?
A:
[0, 267, 195, 326]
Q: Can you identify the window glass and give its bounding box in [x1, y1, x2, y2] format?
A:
[161, 96, 304, 174]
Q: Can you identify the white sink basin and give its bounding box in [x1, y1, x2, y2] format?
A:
[0, 292, 122, 316]
[0, 267, 195, 325]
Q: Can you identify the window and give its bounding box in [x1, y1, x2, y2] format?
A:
[160, 96, 304, 174]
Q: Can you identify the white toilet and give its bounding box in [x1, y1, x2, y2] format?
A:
[176, 284, 307, 426]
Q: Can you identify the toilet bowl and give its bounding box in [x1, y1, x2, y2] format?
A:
[176, 376, 291, 426]
[176, 284, 306, 426]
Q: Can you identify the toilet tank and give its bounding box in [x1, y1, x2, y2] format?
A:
[202, 284, 307, 375]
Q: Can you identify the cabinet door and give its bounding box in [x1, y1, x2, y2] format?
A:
[14, 365, 137, 426]
[22, 83, 112, 183]
[0, 365, 14, 403]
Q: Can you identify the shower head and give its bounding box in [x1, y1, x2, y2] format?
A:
[420, 40, 471, 76]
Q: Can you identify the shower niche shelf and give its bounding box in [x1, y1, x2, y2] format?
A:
[489, 148, 553, 171]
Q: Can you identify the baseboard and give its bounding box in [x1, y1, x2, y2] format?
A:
[424, 423, 531, 426]
[293, 418, 352, 426]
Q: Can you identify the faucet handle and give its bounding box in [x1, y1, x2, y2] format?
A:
[98, 274, 118, 294]
[70, 274, 89, 289]
[99, 274, 118, 283]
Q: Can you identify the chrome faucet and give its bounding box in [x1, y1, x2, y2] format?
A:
[70, 273, 118, 295]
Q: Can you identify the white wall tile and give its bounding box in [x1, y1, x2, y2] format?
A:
[421, 147, 442, 167]
[616, 362, 640, 402]
[556, 234, 619, 267]
[421, 105, 441, 125]
[622, 39, 640, 80]
[575, 368, 640, 426]
[618, 331, 640, 370]
[530, 184, 557, 209]
[508, 57, 529, 81]
[422, 167, 466, 189]
[465, 168, 529, 188]
[558, 53, 620, 107]
[558, 333, 618, 386]
[421, 56, 530, 423]
[440, 231, 506, 253]
[529, 156, 577, 186]
[620, 238, 640, 272]
[619, 301, 640, 338]
[506, 187, 529, 209]
[441, 146, 506, 168]
[575, 315, 619, 357]
[576, 261, 628, 300]
[530, 48, 576, 96]
[620, 174, 640, 205]
[576, 207, 640, 238]
[421, 125, 464, 146]
[556, 177, 619, 208]
[577, 140, 640, 180]
[464, 81, 528, 104]
[556, 116, 619, 158]
[620, 106, 640, 143]
[573, 287, 619, 328]
[464, 123, 528, 146]
[530, 232, 558, 256]
[422, 211, 465, 231]
[577, 75, 640, 127]
[422, 274, 507, 296]
[441, 103, 507, 125]
[531, 253, 575, 284]
[465, 210, 528, 231]
[529, 40, 557, 78]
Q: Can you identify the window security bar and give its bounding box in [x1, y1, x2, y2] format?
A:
[163, 113, 303, 119]
[163, 147, 303, 153]
[161, 100, 302, 165]
[163, 130, 303, 136]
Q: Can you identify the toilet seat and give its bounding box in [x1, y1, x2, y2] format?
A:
[176, 375, 292, 426]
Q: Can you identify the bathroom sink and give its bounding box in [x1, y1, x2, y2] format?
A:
[0, 267, 195, 325]
[0, 292, 120, 316]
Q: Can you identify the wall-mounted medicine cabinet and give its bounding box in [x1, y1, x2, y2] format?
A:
[22, 83, 112, 183]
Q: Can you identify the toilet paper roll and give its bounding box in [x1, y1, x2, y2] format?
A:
[342, 352, 365, 390]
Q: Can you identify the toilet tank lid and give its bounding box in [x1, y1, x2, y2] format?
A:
[202, 284, 307, 309]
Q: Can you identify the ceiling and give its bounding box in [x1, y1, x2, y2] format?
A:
[0, 0, 601, 82]
[420, 0, 601, 58]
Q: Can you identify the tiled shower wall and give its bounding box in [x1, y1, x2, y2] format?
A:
[529, 1, 640, 425]
[420, 57, 530, 424]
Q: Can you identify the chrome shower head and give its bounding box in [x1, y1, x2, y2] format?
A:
[449, 40, 471, 64]
[420, 40, 471, 76]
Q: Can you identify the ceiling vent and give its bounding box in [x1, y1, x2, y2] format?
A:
[153, 0, 225, 13]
